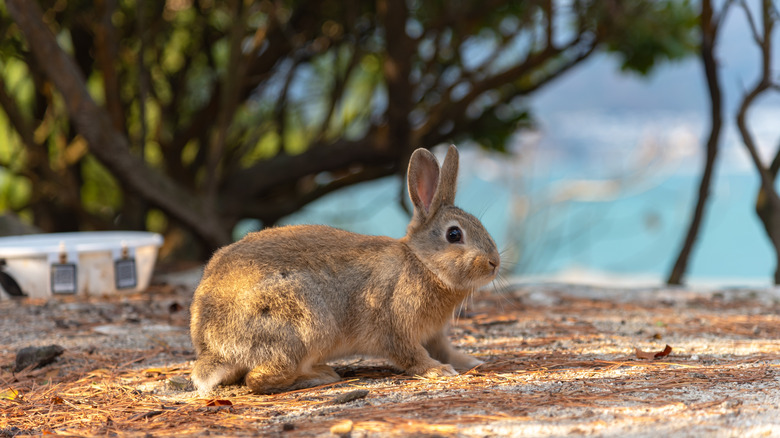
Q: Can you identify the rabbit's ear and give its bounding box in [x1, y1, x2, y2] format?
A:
[407, 148, 441, 216]
[434, 145, 459, 206]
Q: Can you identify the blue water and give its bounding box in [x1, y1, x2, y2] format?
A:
[533, 172, 773, 281]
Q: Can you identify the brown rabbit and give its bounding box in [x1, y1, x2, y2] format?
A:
[189, 145, 500, 394]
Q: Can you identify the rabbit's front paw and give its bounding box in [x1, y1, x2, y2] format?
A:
[449, 352, 484, 372]
[421, 364, 458, 378]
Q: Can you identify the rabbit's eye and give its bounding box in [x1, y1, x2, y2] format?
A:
[446, 226, 463, 243]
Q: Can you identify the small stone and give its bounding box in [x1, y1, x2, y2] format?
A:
[282, 423, 295, 431]
[14, 345, 65, 372]
[167, 376, 192, 390]
[329, 419, 353, 436]
[328, 389, 369, 405]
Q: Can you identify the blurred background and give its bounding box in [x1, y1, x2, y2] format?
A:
[1, 0, 779, 286]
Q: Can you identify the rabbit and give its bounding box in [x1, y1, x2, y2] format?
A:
[189, 144, 500, 394]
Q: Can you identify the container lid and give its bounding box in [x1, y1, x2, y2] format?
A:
[0, 232, 164, 258]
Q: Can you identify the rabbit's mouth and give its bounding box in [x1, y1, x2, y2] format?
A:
[484, 266, 500, 286]
[460, 255, 501, 290]
[481, 251, 501, 281]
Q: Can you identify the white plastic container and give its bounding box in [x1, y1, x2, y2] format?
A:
[0, 231, 163, 299]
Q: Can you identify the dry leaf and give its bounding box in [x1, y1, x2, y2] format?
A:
[206, 399, 233, 407]
[635, 349, 655, 360]
[656, 344, 672, 358]
[0, 388, 20, 401]
[635, 344, 672, 360]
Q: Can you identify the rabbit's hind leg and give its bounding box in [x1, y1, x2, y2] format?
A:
[245, 365, 296, 394]
[191, 353, 247, 394]
[291, 363, 341, 390]
[246, 360, 340, 394]
[245, 352, 301, 394]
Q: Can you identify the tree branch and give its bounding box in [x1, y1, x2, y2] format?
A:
[379, 0, 414, 155]
[543, 0, 554, 48]
[740, 0, 764, 46]
[769, 137, 780, 178]
[239, 165, 396, 224]
[317, 44, 362, 141]
[221, 135, 397, 209]
[712, 0, 736, 33]
[135, 0, 149, 151]
[737, 84, 774, 190]
[0, 74, 112, 230]
[736, 0, 776, 195]
[205, 0, 247, 206]
[418, 34, 593, 145]
[0, 76, 38, 155]
[94, 0, 124, 132]
[667, 0, 725, 285]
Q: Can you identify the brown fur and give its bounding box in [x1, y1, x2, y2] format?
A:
[190, 145, 500, 394]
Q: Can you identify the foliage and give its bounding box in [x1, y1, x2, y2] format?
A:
[596, 0, 698, 74]
[0, 0, 697, 255]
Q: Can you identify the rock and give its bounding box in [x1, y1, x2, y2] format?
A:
[328, 389, 369, 405]
[14, 345, 65, 372]
[167, 376, 192, 391]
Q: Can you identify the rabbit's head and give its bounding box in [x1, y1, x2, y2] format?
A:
[403, 145, 500, 292]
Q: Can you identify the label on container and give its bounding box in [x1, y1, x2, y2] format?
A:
[51, 263, 77, 294]
[115, 258, 137, 289]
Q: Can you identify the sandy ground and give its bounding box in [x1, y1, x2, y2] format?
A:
[2, 270, 780, 437]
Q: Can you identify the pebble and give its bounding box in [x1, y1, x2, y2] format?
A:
[328, 389, 369, 405]
[14, 344, 64, 372]
[167, 376, 192, 390]
[329, 419, 353, 436]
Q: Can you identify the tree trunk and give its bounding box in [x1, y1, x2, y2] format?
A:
[735, 0, 780, 284]
[756, 195, 780, 283]
[666, 0, 723, 285]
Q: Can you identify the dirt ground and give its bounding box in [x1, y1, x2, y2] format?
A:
[2, 270, 780, 437]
